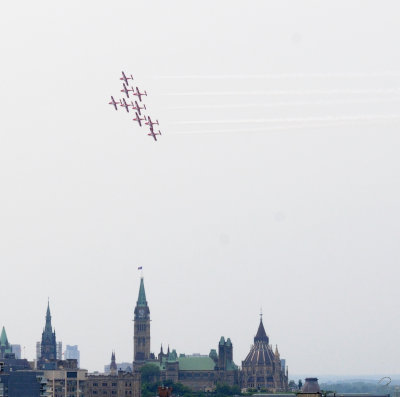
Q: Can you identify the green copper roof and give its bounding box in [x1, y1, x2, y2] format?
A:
[137, 277, 147, 307]
[0, 327, 9, 346]
[167, 349, 178, 362]
[158, 353, 237, 372]
[226, 360, 238, 370]
[178, 355, 216, 371]
[219, 336, 225, 345]
[209, 349, 218, 361]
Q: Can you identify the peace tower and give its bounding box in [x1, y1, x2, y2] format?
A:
[133, 277, 151, 362]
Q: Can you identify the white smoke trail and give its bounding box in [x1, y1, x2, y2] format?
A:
[167, 97, 400, 110]
[162, 89, 400, 97]
[154, 71, 400, 80]
[172, 115, 400, 126]
[170, 117, 400, 135]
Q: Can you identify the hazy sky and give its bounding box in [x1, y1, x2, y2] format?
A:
[1, 0, 400, 376]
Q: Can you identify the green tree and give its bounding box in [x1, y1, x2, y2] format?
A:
[215, 383, 241, 396]
[140, 364, 161, 383]
[298, 380, 303, 390]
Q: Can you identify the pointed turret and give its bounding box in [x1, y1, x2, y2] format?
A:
[254, 318, 269, 344]
[0, 326, 12, 359]
[0, 327, 9, 347]
[275, 344, 280, 357]
[44, 300, 53, 333]
[110, 351, 117, 375]
[40, 300, 57, 361]
[137, 277, 147, 306]
[167, 349, 178, 362]
[158, 344, 165, 362]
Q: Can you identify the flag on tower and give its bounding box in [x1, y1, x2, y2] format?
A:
[138, 266, 143, 270]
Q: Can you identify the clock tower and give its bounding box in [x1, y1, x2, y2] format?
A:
[133, 277, 151, 362]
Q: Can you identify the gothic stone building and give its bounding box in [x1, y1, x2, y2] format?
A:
[85, 371, 141, 397]
[241, 317, 288, 391]
[155, 338, 238, 391]
[132, 277, 288, 392]
[132, 277, 238, 391]
[37, 302, 57, 370]
[133, 278, 151, 362]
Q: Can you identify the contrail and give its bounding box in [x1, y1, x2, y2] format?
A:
[162, 89, 400, 97]
[154, 71, 400, 79]
[167, 97, 400, 110]
[171, 118, 400, 135]
[172, 114, 400, 126]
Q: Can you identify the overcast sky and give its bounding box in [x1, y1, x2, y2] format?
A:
[1, 0, 400, 377]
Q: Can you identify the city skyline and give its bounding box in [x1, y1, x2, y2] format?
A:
[1, 271, 399, 377]
[1, 0, 400, 376]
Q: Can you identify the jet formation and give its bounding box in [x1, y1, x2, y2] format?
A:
[108, 71, 162, 141]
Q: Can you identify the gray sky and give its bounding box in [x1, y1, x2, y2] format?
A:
[1, 0, 400, 376]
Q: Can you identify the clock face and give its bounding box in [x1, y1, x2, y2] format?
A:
[138, 309, 145, 318]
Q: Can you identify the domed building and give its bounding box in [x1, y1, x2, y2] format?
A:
[241, 317, 288, 391]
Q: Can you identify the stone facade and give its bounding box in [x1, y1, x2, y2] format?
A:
[133, 278, 238, 391]
[156, 347, 238, 391]
[86, 371, 141, 397]
[132, 277, 288, 393]
[133, 278, 151, 362]
[241, 318, 288, 391]
[39, 302, 57, 363]
[43, 368, 87, 397]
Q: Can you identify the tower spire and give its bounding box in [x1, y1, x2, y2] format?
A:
[110, 350, 117, 375]
[137, 277, 147, 306]
[45, 300, 52, 332]
[133, 277, 151, 362]
[40, 300, 57, 362]
[0, 326, 11, 358]
[0, 327, 9, 347]
[254, 315, 269, 343]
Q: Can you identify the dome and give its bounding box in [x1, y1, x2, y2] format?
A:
[242, 341, 275, 366]
[302, 378, 321, 393]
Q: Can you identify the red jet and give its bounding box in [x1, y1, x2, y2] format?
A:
[133, 87, 147, 102]
[121, 83, 134, 98]
[148, 126, 162, 141]
[108, 96, 120, 110]
[120, 98, 131, 113]
[133, 112, 147, 127]
[145, 116, 159, 128]
[130, 100, 146, 116]
[120, 71, 134, 85]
